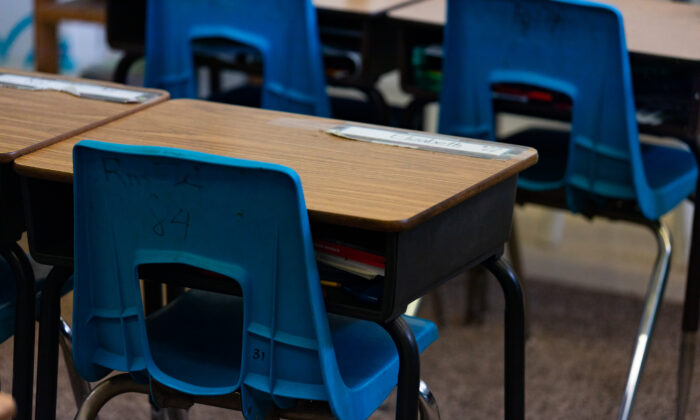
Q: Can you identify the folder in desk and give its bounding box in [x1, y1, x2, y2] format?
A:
[314, 239, 385, 304]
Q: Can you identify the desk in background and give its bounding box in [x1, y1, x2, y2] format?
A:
[316, 0, 424, 121]
[35, 0, 421, 121]
[390, 0, 700, 139]
[390, 0, 700, 415]
[0, 68, 168, 420]
[14, 98, 537, 420]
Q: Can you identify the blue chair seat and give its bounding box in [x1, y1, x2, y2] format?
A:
[147, 288, 437, 400]
[641, 142, 697, 215]
[503, 128, 697, 217]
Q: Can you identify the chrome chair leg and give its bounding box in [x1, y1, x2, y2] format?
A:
[618, 221, 672, 420]
[75, 374, 149, 420]
[76, 373, 439, 420]
[675, 331, 695, 420]
[418, 380, 440, 420]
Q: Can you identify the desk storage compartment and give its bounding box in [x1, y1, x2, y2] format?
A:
[0, 164, 26, 244]
[311, 223, 388, 320]
[313, 176, 518, 323]
[386, 176, 518, 321]
[21, 177, 73, 267]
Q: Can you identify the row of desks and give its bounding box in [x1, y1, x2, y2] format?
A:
[0, 68, 536, 420]
[0, 69, 168, 420]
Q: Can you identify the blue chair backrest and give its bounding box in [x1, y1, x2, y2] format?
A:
[439, 0, 659, 217]
[72, 141, 357, 418]
[145, 0, 330, 117]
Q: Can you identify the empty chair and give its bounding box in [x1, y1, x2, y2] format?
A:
[145, 0, 330, 116]
[438, 0, 697, 419]
[71, 141, 439, 420]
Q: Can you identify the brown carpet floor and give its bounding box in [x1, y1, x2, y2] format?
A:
[3, 270, 699, 419]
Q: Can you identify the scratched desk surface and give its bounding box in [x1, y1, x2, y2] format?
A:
[389, 0, 700, 62]
[14, 99, 537, 231]
[0, 68, 168, 163]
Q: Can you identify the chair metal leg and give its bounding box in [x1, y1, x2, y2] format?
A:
[59, 318, 93, 409]
[75, 374, 150, 420]
[418, 380, 441, 420]
[676, 331, 695, 420]
[618, 221, 672, 420]
[77, 372, 433, 420]
[35, 266, 73, 420]
[112, 53, 142, 84]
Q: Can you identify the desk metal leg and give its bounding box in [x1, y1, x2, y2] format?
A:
[483, 256, 525, 420]
[1, 243, 36, 420]
[35, 266, 72, 420]
[383, 317, 420, 420]
[677, 132, 700, 420]
[401, 97, 432, 130]
[678, 191, 700, 420]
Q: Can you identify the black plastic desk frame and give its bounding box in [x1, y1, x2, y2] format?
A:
[20, 168, 526, 420]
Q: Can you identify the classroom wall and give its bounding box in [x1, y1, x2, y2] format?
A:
[0, 0, 113, 74]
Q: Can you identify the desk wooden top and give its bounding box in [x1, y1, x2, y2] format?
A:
[0, 68, 168, 163]
[389, 0, 700, 62]
[315, 0, 423, 15]
[14, 99, 537, 231]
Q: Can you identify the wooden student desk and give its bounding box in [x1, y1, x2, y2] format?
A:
[15, 98, 536, 420]
[0, 68, 167, 420]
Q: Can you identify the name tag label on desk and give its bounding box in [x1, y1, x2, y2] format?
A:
[0, 73, 157, 104]
[327, 125, 522, 160]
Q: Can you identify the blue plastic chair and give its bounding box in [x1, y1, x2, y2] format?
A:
[71, 140, 438, 420]
[439, 1, 697, 418]
[144, 0, 330, 117]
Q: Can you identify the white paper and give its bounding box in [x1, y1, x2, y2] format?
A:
[327, 125, 516, 158]
[0, 73, 154, 103]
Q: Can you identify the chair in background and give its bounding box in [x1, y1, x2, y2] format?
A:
[438, 0, 698, 419]
[71, 141, 440, 420]
[144, 0, 330, 117]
